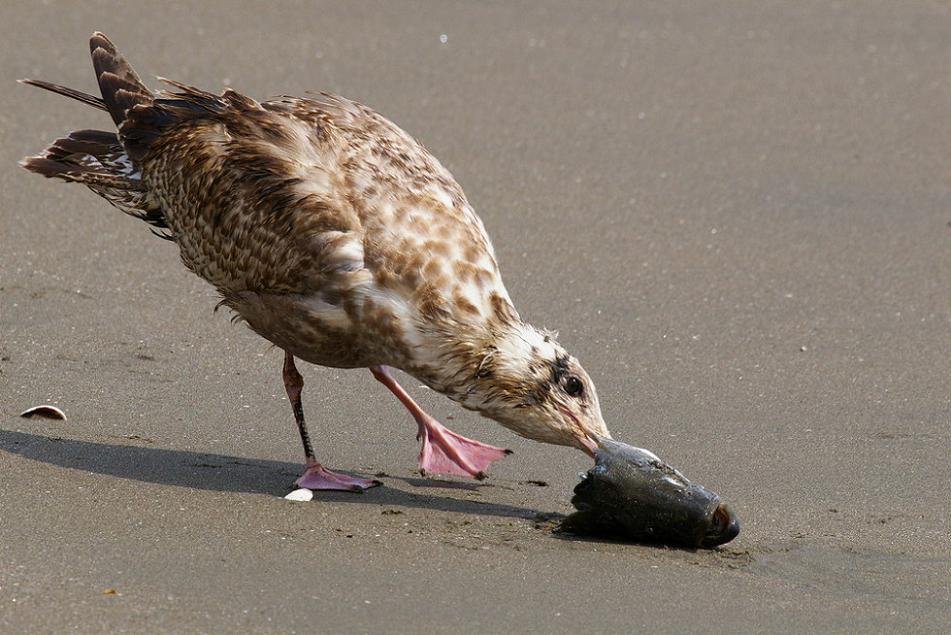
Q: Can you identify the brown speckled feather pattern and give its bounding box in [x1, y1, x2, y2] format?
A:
[21, 34, 613, 451]
[128, 83, 519, 379]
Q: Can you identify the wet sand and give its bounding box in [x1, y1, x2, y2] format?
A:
[2, 2, 949, 632]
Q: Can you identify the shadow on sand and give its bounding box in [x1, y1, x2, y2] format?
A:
[0, 428, 544, 520]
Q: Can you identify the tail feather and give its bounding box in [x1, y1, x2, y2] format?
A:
[45, 129, 122, 159]
[16, 79, 107, 111]
[21, 129, 167, 229]
[19, 33, 168, 232]
[20, 156, 83, 180]
[89, 31, 152, 125]
[22, 129, 132, 177]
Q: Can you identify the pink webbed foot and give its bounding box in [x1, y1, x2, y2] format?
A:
[295, 459, 381, 492]
[417, 416, 512, 480]
[368, 365, 511, 481]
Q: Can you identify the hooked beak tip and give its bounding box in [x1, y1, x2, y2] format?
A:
[577, 433, 600, 457]
[590, 433, 613, 451]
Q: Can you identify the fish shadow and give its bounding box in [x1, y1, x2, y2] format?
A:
[0, 429, 541, 520]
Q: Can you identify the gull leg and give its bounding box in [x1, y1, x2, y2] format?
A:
[283, 352, 379, 491]
[370, 365, 511, 480]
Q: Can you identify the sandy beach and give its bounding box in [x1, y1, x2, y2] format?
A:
[1, 2, 949, 632]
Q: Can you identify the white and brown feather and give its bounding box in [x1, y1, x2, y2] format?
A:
[117, 80, 519, 379]
[20, 33, 611, 451]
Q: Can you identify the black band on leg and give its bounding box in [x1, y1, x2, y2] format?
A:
[282, 352, 315, 460]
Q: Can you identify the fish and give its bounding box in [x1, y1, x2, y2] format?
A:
[561, 438, 740, 548]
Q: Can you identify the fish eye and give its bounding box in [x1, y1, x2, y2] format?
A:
[564, 375, 583, 397]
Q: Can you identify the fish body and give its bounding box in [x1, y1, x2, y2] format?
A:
[562, 438, 740, 549]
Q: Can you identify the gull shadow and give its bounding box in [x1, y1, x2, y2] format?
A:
[0, 429, 541, 520]
[398, 476, 484, 491]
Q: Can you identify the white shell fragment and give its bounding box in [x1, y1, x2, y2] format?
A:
[19, 405, 67, 421]
[284, 488, 314, 502]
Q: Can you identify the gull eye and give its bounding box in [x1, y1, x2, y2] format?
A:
[564, 375, 584, 397]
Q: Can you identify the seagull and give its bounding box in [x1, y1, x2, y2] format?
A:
[20, 33, 612, 491]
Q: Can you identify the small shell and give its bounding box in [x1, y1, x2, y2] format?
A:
[284, 488, 314, 502]
[19, 405, 67, 421]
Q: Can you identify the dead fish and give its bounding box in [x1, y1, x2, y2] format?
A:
[560, 438, 740, 549]
[19, 405, 67, 421]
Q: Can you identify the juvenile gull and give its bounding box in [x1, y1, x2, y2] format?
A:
[20, 33, 612, 491]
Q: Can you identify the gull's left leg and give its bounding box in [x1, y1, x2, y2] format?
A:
[370, 365, 511, 480]
[283, 352, 379, 491]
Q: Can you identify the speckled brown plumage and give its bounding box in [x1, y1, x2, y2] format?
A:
[21, 34, 611, 484]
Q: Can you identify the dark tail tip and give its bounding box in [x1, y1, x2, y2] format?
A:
[88, 31, 151, 126]
[18, 78, 107, 111]
[89, 31, 117, 54]
[19, 156, 72, 179]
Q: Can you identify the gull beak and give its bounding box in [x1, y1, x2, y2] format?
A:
[577, 431, 604, 457]
[577, 430, 618, 457]
[559, 405, 602, 457]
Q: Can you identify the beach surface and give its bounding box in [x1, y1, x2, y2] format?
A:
[1, 2, 949, 632]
